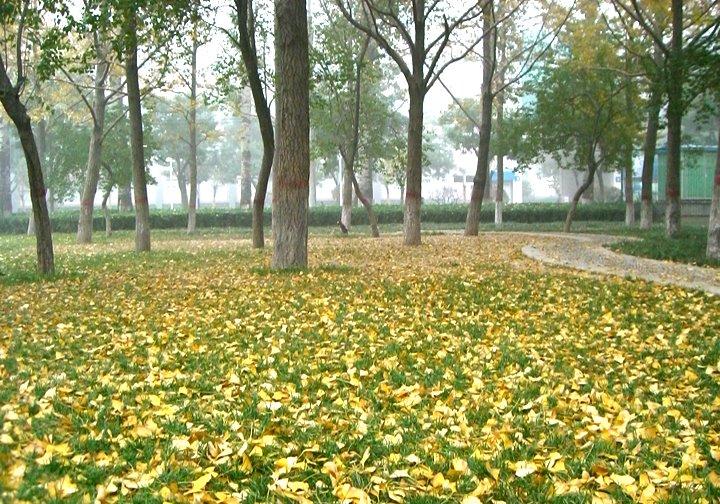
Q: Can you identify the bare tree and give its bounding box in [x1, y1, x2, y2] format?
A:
[341, 35, 380, 237]
[336, 0, 484, 245]
[0, 4, 54, 273]
[464, 0, 571, 235]
[124, 12, 151, 252]
[187, 22, 200, 233]
[232, 0, 275, 249]
[68, 33, 130, 244]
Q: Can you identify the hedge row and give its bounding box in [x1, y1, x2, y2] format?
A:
[0, 202, 663, 235]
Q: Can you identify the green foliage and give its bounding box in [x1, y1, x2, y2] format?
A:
[146, 96, 221, 187]
[44, 113, 91, 204]
[99, 104, 156, 196]
[439, 98, 481, 155]
[509, 4, 642, 176]
[211, 0, 274, 103]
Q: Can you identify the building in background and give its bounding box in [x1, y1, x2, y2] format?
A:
[654, 144, 717, 218]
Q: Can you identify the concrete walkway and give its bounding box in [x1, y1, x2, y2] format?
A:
[520, 233, 720, 296]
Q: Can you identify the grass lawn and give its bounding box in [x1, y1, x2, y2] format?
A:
[607, 225, 718, 268]
[1, 230, 719, 503]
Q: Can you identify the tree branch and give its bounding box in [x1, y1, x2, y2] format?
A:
[335, 0, 412, 83]
[15, 0, 30, 92]
[610, 0, 669, 57]
[494, 0, 576, 96]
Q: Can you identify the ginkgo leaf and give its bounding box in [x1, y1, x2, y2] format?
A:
[334, 483, 371, 504]
[58, 475, 78, 497]
[610, 474, 636, 487]
[186, 472, 213, 494]
[388, 488, 406, 502]
[708, 471, 720, 487]
[450, 458, 468, 475]
[710, 447, 720, 462]
[514, 461, 538, 478]
[406, 454, 421, 465]
[172, 437, 191, 451]
[389, 469, 411, 479]
[1, 233, 718, 503]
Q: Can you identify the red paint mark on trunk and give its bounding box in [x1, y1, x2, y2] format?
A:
[667, 189, 680, 199]
[276, 177, 308, 189]
[135, 197, 148, 206]
[405, 191, 421, 200]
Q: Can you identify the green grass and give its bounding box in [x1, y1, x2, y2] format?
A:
[608, 224, 718, 267]
[1, 220, 715, 286]
[0, 232, 719, 502]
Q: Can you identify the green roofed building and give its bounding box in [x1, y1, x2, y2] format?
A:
[656, 144, 717, 201]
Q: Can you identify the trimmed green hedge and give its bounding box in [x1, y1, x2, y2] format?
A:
[0, 202, 663, 235]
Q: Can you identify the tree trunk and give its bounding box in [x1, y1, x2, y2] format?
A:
[665, 0, 683, 238]
[235, 0, 275, 249]
[351, 170, 379, 237]
[465, 87, 493, 235]
[176, 161, 189, 209]
[495, 25, 506, 229]
[272, 0, 309, 269]
[623, 57, 635, 227]
[404, 83, 424, 246]
[240, 87, 253, 208]
[36, 119, 54, 212]
[596, 170, 605, 202]
[624, 161, 634, 226]
[641, 48, 663, 230]
[495, 93, 505, 228]
[706, 123, 720, 260]
[361, 161, 374, 204]
[361, 39, 378, 207]
[125, 18, 151, 252]
[640, 81, 661, 229]
[0, 121, 11, 216]
[564, 161, 598, 233]
[465, 0, 495, 237]
[341, 155, 352, 229]
[78, 48, 109, 244]
[309, 160, 317, 207]
[102, 189, 112, 237]
[119, 183, 133, 211]
[566, 140, 600, 232]
[28, 117, 48, 237]
[0, 57, 54, 274]
[187, 35, 199, 234]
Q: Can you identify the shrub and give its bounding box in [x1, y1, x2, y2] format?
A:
[0, 202, 660, 235]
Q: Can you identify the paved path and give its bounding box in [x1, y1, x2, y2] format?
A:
[520, 233, 720, 296]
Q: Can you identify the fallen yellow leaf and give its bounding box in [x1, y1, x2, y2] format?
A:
[186, 472, 213, 494]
